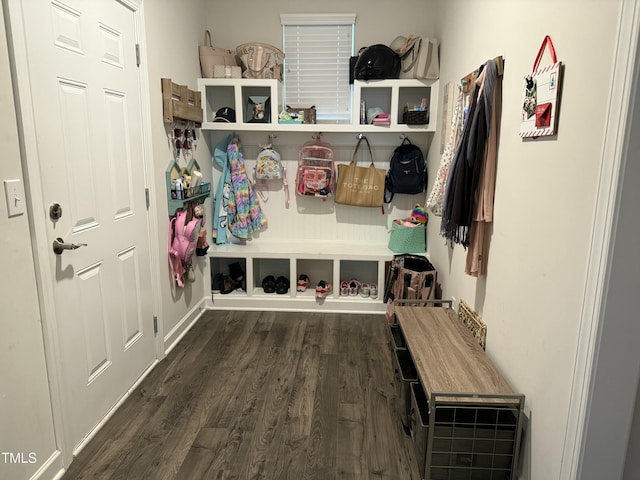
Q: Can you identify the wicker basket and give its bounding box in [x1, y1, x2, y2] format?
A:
[403, 109, 429, 125]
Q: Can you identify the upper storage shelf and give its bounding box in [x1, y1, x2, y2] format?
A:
[197, 78, 439, 133]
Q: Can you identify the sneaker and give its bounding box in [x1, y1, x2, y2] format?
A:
[360, 283, 370, 298]
[348, 279, 359, 296]
[262, 275, 277, 294]
[221, 275, 236, 294]
[297, 274, 310, 292]
[275, 276, 290, 294]
[340, 281, 349, 296]
[370, 284, 378, 299]
[316, 280, 332, 298]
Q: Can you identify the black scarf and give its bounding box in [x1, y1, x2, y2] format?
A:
[441, 60, 497, 247]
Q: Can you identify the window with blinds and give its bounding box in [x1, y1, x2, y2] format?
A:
[281, 13, 356, 122]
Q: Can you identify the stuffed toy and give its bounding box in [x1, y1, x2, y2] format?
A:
[394, 204, 428, 227]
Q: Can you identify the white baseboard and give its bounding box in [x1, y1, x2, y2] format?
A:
[163, 297, 207, 355]
[29, 450, 64, 480]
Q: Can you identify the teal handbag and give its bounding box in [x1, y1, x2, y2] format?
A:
[388, 222, 426, 253]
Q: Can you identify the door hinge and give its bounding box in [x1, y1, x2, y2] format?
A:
[145, 187, 150, 209]
[153, 315, 158, 335]
[135, 44, 141, 67]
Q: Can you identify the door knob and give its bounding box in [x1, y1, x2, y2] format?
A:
[53, 237, 87, 255]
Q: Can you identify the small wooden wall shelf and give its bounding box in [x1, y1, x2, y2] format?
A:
[161, 78, 203, 125]
[166, 158, 210, 216]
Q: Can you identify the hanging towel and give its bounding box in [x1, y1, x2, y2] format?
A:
[426, 84, 464, 216]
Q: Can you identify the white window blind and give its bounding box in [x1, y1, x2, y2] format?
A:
[281, 13, 355, 122]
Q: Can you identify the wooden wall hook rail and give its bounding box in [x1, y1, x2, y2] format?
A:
[460, 56, 505, 95]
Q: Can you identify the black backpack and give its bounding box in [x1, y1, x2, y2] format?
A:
[384, 138, 426, 203]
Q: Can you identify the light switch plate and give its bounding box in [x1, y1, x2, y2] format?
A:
[4, 179, 25, 217]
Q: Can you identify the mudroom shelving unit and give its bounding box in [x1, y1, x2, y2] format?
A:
[198, 77, 438, 312]
[197, 78, 439, 133]
[204, 242, 391, 313]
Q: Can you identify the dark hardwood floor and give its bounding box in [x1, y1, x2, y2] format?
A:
[62, 310, 420, 480]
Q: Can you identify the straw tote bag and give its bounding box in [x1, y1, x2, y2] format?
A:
[335, 136, 385, 207]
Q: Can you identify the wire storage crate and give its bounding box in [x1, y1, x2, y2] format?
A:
[426, 393, 525, 480]
[393, 348, 418, 428]
[394, 306, 526, 480]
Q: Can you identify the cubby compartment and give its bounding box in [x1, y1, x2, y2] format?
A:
[241, 85, 272, 124]
[340, 260, 379, 297]
[199, 78, 438, 132]
[206, 243, 392, 312]
[398, 86, 431, 126]
[210, 257, 247, 295]
[296, 259, 333, 298]
[203, 84, 235, 124]
[198, 78, 281, 130]
[358, 85, 392, 124]
[352, 79, 438, 132]
[253, 258, 291, 295]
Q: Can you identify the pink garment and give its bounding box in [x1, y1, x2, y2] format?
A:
[466, 70, 502, 276]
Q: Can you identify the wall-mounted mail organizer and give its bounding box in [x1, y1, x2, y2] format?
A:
[161, 78, 203, 125]
[161, 79, 209, 215]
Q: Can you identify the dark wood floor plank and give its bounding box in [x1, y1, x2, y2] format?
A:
[338, 315, 364, 405]
[62, 310, 226, 480]
[173, 427, 229, 480]
[62, 310, 421, 480]
[270, 320, 322, 480]
[205, 312, 274, 428]
[336, 402, 367, 479]
[304, 353, 339, 480]
[108, 318, 232, 480]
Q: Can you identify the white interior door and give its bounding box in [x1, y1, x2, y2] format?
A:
[13, 0, 156, 452]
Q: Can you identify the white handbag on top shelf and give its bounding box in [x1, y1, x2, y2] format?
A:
[394, 36, 440, 80]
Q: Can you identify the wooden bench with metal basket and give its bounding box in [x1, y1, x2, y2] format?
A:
[388, 300, 525, 480]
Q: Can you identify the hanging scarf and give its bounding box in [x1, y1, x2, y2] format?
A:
[441, 59, 498, 247]
[426, 84, 464, 216]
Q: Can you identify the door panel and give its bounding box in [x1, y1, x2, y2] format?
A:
[16, 0, 156, 452]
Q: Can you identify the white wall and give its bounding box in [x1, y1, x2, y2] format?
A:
[202, 0, 439, 247]
[0, 2, 60, 479]
[205, 0, 634, 479]
[143, 0, 213, 350]
[1, 1, 636, 479]
[206, 0, 437, 52]
[430, 1, 624, 479]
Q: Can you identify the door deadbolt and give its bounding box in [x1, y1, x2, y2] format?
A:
[49, 203, 62, 220]
[53, 237, 87, 255]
